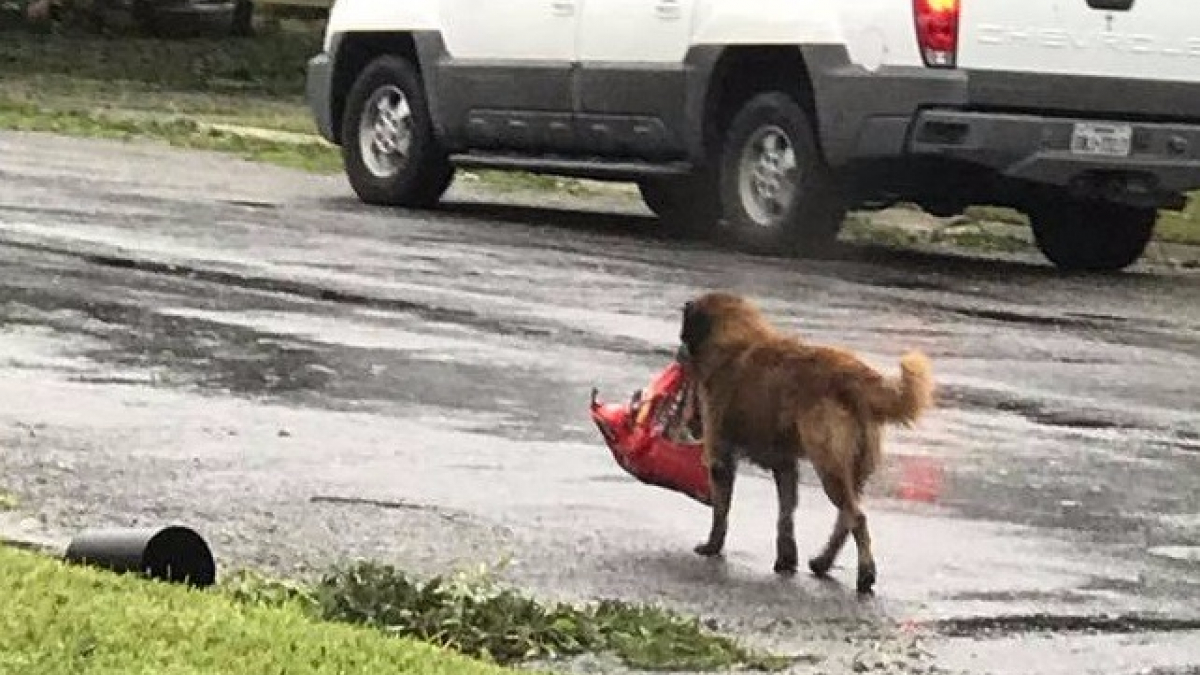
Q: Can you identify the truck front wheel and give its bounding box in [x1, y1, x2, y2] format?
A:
[638, 174, 721, 239]
[341, 56, 455, 208]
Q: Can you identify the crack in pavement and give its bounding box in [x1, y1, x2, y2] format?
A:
[310, 495, 468, 523]
[924, 613, 1200, 638]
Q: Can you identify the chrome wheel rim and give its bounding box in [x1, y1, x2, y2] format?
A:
[358, 85, 413, 178]
[737, 125, 799, 228]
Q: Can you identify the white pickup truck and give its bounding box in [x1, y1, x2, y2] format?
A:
[306, 0, 1200, 271]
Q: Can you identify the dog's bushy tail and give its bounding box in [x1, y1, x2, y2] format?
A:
[867, 351, 934, 426]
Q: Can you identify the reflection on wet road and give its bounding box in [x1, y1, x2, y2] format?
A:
[1, 131, 1198, 674]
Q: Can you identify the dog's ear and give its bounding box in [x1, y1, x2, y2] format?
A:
[680, 300, 712, 355]
[681, 300, 696, 331]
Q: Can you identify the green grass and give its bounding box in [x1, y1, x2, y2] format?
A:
[0, 545, 520, 675]
[0, 543, 788, 673]
[1156, 196, 1200, 246]
[842, 210, 1033, 254]
[841, 214, 923, 249]
[961, 205, 1029, 227]
[225, 561, 791, 672]
[0, 99, 343, 172]
[932, 225, 1029, 253]
[0, 74, 319, 133]
[0, 27, 342, 171]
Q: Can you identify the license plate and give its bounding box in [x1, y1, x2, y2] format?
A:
[1070, 122, 1133, 158]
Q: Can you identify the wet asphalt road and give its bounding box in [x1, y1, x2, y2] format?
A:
[1, 131, 1199, 675]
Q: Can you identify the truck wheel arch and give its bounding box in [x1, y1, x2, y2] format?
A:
[684, 45, 824, 166]
[329, 32, 426, 146]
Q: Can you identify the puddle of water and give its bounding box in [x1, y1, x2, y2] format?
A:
[524, 305, 676, 347]
[0, 325, 106, 372]
[158, 307, 543, 367]
[1148, 546, 1200, 564]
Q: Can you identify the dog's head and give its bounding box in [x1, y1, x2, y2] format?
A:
[677, 292, 771, 364]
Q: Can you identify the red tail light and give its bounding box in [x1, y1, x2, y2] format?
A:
[914, 0, 960, 68]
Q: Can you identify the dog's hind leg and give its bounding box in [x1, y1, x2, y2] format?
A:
[808, 473, 876, 594]
[808, 470, 852, 579]
[772, 463, 800, 574]
[850, 504, 876, 595]
[804, 408, 877, 593]
[848, 424, 882, 594]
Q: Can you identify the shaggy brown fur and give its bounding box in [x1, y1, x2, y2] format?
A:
[677, 291, 934, 594]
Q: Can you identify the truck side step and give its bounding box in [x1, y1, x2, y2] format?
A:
[450, 153, 694, 182]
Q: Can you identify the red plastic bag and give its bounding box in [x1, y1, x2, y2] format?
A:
[590, 362, 712, 506]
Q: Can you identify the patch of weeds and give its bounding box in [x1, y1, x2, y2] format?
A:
[219, 568, 319, 612]
[0, 490, 18, 511]
[1, 74, 318, 132]
[1156, 195, 1200, 246]
[841, 211, 1031, 254]
[309, 560, 789, 671]
[931, 224, 1030, 253]
[586, 600, 791, 671]
[961, 205, 1029, 226]
[840, 213, 922, 249]
[471, 169, 600, 197]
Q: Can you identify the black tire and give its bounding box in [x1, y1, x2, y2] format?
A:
[638, 174, 721, 239]
[230, 0, 254, 36]
[1028, 197, 1156, 272]
[717, 91, 845, 256]
[341, 56, 455, 208]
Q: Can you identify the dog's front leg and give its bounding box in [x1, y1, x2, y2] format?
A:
[772, 463, 799, 574]
[694, 393, 733, 558]
[695, 454, 735, 557]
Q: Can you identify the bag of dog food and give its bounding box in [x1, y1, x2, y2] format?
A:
[589, 361, 712, 506]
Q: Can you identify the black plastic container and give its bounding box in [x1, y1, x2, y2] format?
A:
[64, 525, 217, 588]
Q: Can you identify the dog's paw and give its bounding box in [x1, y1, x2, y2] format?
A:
[808, 555, 833, 578]
[694, 542, 724, 558]
[774, 540, 798, 575]
[773, 557, 798, 576]
[856, 563, 877, 595]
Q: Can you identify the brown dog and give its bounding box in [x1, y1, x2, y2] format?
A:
[677, 292, 934, 594]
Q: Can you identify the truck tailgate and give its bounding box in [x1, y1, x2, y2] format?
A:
[955, 0, 1200, 119]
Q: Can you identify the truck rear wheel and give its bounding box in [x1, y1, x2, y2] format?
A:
[1029, 197, 1156, 272]
[341, 56, 455, 209]
[717, 92, 845, 256]
[638, 174, 721, 239]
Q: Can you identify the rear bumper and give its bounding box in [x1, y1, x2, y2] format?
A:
[803, 51, 1200, 200]
[907, 110, 1200, 195]
[801, 47, 970, 166]
[306, 51, 336, 144]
